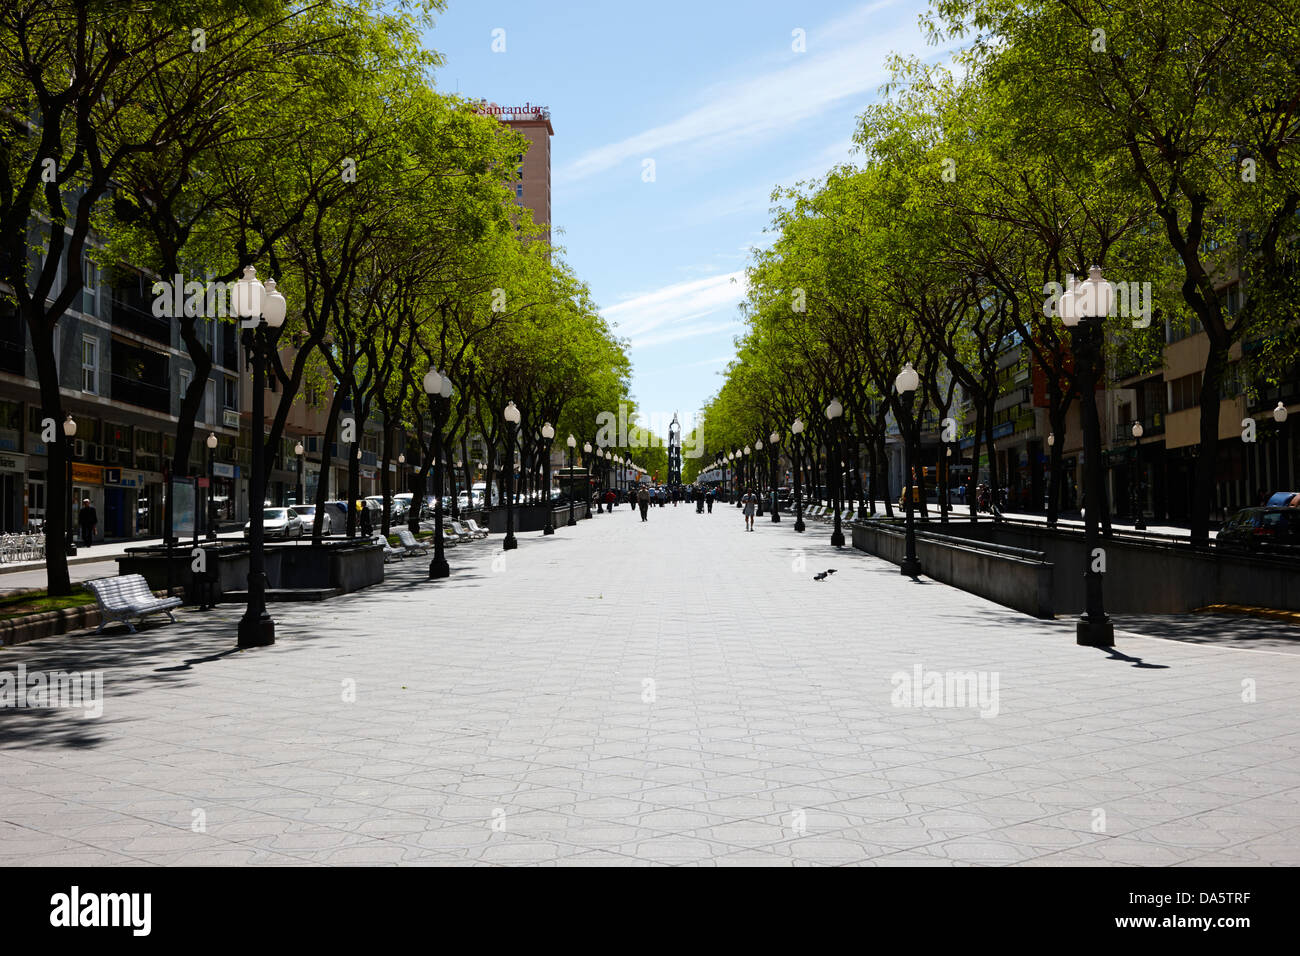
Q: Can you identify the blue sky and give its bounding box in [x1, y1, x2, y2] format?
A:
[425, 0, 945, 436]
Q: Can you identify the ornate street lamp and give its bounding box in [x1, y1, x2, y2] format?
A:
[424, 369, 453, 578]
[232, 265, 286, 648]
[792, 418, 806, 532]
[595, 447, 605, 512]
[583, 441, 594, 518]
[1274, 402, 1289, 492]
[753, 440, 765, 516]
[1130, 421, 1146, 531]
[503, 401, 520, 550]
[541, 422, 556, 535]
[895, 364, 922, 577]
[565, 434, 577, 526]
[825, 398, 845, 547]
[1059, 267, 1115, 647]
[63, 415, 77, 555]
[768, 431, 782, 522]
[207, 432, 220, 540]
[293, 438, 304, 512]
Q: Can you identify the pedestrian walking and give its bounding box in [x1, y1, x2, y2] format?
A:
[742, 488, 757, 531]
[706, 489, 714, 513]
[77, 498, 97, 548]
[637, 485, 650, 522]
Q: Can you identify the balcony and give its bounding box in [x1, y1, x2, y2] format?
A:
[1114, 413, 1165, 444]
[109, 274, 171, 346]
[112, 374, 170, 415]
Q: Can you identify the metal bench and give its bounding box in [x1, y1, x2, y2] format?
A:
[448, 520, 478, 541]
[374, 534, 406, 562]
[464, 519, 490, 537]
[85, 574, 183, 634]
[395, 528, 430, 555]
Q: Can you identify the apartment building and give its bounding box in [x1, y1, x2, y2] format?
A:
[0, 231, 242, 540]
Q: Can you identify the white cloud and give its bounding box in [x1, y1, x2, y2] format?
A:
[601, 271, 748, 349]
[558, 0, 943, 186]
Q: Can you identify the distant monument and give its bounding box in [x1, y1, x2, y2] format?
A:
[667, 413, 682, 488]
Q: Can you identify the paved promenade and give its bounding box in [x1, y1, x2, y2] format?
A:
[1, 504, 1297, 865]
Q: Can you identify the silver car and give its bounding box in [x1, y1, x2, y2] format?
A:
[293, 504, 331, 535]
[244, 507, 305, 539]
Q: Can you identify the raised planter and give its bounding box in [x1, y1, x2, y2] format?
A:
[486, 502, 588, 534]
[852, 519, 1055, 619]
[935, 519, 1300, 615]
[1, 605, 103, 647]
[116, 539, 383, 604]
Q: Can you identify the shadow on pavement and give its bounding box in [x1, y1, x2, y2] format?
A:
[1116, 613, 1300, 654]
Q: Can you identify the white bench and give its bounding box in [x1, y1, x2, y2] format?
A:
[374, 534, 406, 562]
[85, 574, 183, 634]
[396, 528, 430, 555]
[464, 519, 490, 537]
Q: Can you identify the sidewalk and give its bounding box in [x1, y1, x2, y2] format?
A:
[0, 532, 245, 578]
[1, 506, 1295, 866]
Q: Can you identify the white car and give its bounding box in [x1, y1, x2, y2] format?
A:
[244, 507, 304, 539]
[293, 504, 331, 535]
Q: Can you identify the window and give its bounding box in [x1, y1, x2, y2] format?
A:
[515, 183, 524, 199]
[82, 255, 98, 316]
[223, 376, 238, 410]
[1170, 372, 1203, 413]
[205, 377, 216, 424]
[81, 335, 98, 394]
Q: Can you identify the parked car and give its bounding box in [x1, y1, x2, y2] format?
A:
[293, 503, 331, 535]
[244, 507, 304, 539]
[1216, 506, 1300, 555]
[322, 499, 382, 532]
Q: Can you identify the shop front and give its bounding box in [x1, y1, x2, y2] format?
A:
[102, 468, 149, 540]
[211, 461, 237, 526]
[71, 461, 104, 544]
[0, 450, 26, 532]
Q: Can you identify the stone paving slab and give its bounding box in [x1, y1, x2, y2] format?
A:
[0, 506, 1297, 866]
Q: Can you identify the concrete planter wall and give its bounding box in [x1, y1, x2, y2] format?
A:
[852, 520, 1055, 619]
[486, 502, 588, 534]
[881, 519, 1300, 614]
[117, 540, 383, 604]
[1, 605, 103, 647]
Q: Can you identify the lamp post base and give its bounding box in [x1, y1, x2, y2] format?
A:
[794, 517, 805, 532]
[429, 556, 450, 579]
[543, 525, 555, 535]
[237, 611, 276, 648]
[503, 535, 517, 551]
[831, 530, 845, 547]
[1076, 615, 1115, 647]
[566, 517, 576, 527]
[900, 557, 923, 578]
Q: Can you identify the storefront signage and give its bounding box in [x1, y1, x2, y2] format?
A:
[0, 451, 27, 472]
[223, 410, 239, 428]
[71, 462, 104, 484]
[212, 462, 235, 478]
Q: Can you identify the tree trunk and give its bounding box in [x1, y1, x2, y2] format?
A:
[28, 320, 72, 595]
[1190, 343, 1228, 547]
[311, 388, 347, 543]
